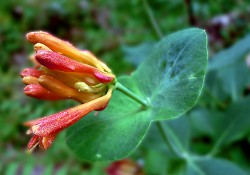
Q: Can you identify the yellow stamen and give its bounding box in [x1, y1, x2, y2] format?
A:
[27, 142, 39, 154]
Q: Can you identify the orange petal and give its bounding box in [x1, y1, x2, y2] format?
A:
[42, 67, 99, 87]
[26, 31, 103, 70]
[20, 68, 43, 78]
[35, 50, 115, 83]
[40, 134, 56, 150]
[24, 84, 64, 100]
[25, 87, 113, 137]
[34, 43, 51, 52]
[22, 76, 38, 84]
[81, 50, 112, 73]
[38, 75, 101, 103]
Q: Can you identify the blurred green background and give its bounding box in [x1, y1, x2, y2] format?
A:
[1, 0, 250, 174]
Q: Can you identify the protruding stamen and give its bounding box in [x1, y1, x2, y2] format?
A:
[27, 142, 39, 154]
[27, 135, 39, 152]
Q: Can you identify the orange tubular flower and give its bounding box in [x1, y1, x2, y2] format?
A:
[21, 31, 115, 151]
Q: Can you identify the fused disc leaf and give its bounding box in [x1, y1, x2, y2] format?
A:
[133, 28, 208, 120]
[66, 28, 208, 161]
[66, 76, 151, 161]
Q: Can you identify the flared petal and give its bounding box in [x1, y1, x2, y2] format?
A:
[39, 134, 56, 149]
[27, 134, 56, 151]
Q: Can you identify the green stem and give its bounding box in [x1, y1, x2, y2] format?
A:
[142, 0, 163, 39]
[143, 0, 188, 158]
[116, 82, 148, 107]
[209, 140, 221, 156]
[156, 121, 179, 156]
[209, 117, 236, 156]
[203, 87, 227, 109]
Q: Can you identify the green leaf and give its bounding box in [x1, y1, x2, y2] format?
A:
[143, 114, 247, 175]
[207, 34, 250, 101]
[122, 42, 155, 66]
[189, 107, 224, 137]
[166, 116, 191, 152]
[211, 96, 250, 151]
[212, 60, 250, 101]
[201, 72, 228, 104]
[5, 163, 19, 175]
[66, 28, 208, 161]
[209, 34, 250, 71]
[155, 116, 190, 156]
[67, 76, 151, 161]
[185, 158, 247, 175]
[133, 28, 208, 120]
[144, 150, 167, 175]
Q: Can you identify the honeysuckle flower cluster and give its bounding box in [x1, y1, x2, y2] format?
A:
[21, 31, 115, 151]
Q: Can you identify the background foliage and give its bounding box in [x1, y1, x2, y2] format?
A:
[1, 0, 250, 174]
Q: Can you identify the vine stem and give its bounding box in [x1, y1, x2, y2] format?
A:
[156, 121, 179, 156]
[142, 0, 182, 157]
[115, 82, 148, 107]
[142, 0, 163, 39]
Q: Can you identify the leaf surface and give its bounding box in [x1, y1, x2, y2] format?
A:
[66, 28, 208, 160]
[133, 28, 208, 120]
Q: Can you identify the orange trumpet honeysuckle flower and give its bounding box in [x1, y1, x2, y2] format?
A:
[21, 31, 116, 151]
[25, 88, 113, 151]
